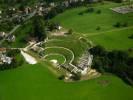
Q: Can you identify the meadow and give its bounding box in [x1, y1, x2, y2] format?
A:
[0, 62, 133, 100]
[52, 2, 133, 50]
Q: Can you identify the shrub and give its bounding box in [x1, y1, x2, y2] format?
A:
[96, 26, 101, 30]
[114, 22, 121, 28]
[122, 22, 128, 27]
[66, 29, 73, 35]
[78, 12, 84, 15]
[58, 75, 65, 80]
[86, 7, 94, 13]
[96, 10, 101, 14]
[128, 34, 133, 39]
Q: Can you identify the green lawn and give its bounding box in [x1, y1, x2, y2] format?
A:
[0, 62, 133, 100]
[88, 27, 133, 50]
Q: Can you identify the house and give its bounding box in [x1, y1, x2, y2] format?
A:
[0, 48, 12, 65]
[9, 8, 16, 12]
[57, 26, 62, 30]
[55, 24, 62, 30]
[62, 1, 69, 7]
[50, 2, 56, 7]
[25, 7, 32, 15]
[0, 55, 12, 64]
[0, 32, 6, 38]
[37, 6, 44, 16]
[6, 34, 16, 42]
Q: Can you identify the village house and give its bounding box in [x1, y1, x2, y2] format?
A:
[0, 55, 12, 64]
[62, 1, 69, 7]
[50, 2, 56, 7]
[25, 7, 32, 15]
[0, 32, 7, 38]
[6, 34, 16, 42]
[9, 8, 16, 12]
[0, 10, 2, 18]
[0, 48, 12, 65]
[37, 6, 44, 16]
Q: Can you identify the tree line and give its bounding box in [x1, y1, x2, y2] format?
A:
[89, 45, 133, 85]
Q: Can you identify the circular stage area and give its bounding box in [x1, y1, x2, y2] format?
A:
[44, 54, 66, 65]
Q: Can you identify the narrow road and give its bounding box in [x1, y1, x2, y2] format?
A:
[0, 25, 20, 45]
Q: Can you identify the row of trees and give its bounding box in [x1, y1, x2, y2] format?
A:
[89, 45, 133, 85]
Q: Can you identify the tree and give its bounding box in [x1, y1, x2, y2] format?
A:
[19, 4, 25, 11]
[90, 45, 133, 85]
[89, 45, 107, 56]
[114, 22, 121, 28]
[67, 29, 73, 35]
[31, 16, 47, 41]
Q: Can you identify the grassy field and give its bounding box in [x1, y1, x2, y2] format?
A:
[88, 27, 133, 50]
[52, 2, 133, 34]
[0, 62, 133, 100]
[51, 2, 133, 50]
